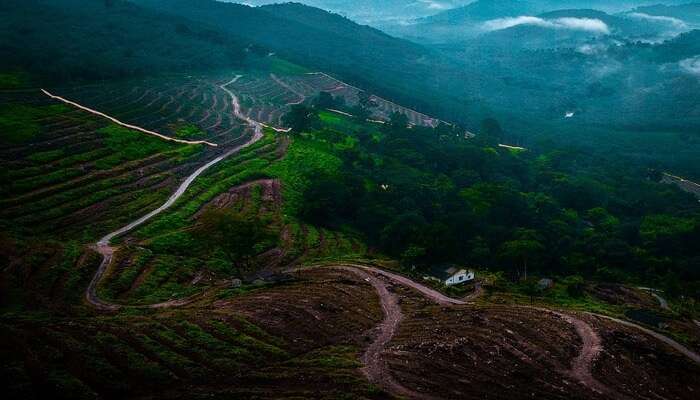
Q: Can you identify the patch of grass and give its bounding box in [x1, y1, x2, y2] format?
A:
[267, 56, 310, 75]
[0, 71, 30, 89]
[98, 124, 192, 161]
[265, 137, 342, 215]
[287, 345, 361, 369]
[171, 123, 205, 139]
[130, 255, 201, 304]
[0, 103, 69, 144]
[27, 149, 65, 163]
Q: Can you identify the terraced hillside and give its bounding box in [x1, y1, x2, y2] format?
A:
[4, 69, 699, 400]
[0, 90, 212, 239]
[49, 74, 254, 146]
[225, 71, 452, 129]
[1, 268, 385, 400]
[0, 71, 370, 310]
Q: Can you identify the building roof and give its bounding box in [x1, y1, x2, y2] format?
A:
[429, 264, 467, 281]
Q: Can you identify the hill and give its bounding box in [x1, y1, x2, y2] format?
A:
[633, 2, 700, 25]
[0, 0, 248, 83]
[224, 0, 475, 24]
[132, 0, 471, 128]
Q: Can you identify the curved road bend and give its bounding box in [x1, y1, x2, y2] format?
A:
[339, 263, 700, 367]
[87, 75, 264, 310]
[341, 264, 611, 395]
[333, 266, 433, 400]
[299, 263, 700, 399]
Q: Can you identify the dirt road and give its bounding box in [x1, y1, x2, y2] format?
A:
[41, 89, 218, 147]
[549, 311, 612, 395]
[589, 313, 700, 365]
[338, 263, 469, 305]
[315, 263, 700, 399]
[334, 266, 430, 400]
[86, 75, 264, 310]
[637, 287, 670, 310]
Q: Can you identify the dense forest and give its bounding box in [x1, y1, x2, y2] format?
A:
[0, 0, 251, 83]
[284, 99, 700, 302]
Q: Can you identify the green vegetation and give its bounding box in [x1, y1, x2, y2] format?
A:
[0, 71, 29, 89]
[266, 134, 343, 215]
[0, 104, 69, 144]
[0, 0, 247, 83]
[171, 123, 205, 139]
[278, 100, 700, 304]
[95, 124, 199, 169]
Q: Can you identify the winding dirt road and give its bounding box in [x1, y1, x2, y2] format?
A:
[334, 266, 430, 400]
[41, 89, 218, 147]
[548, 310, 612, 396]
[313, 263, 700, 399]
[637, 287, 670, 311]
[87, 75, 264, 310]
[588, 313, 700, 364]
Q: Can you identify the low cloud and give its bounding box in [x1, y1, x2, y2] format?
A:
[418, 0, 451, 10]
[626, 12, 687, 30]
[680, 56, 700, 76]
[482, 16, 610, 34]
[577, 43, 608, 55]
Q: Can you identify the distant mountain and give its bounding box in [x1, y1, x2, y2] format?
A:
[132, 0, 470, 124]
[417, 0, 690, 25]
[385, 0, 694, 43]
[223, 0, 475, 24]
[631, 2, 700, 25]
[648, 29, 700, 61]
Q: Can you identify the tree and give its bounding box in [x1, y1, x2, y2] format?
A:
[387, 112, 409, 132]
[500, 229, 544, 280]
[282, 105, 317, 132]
[401, 245, 426, 268]
[521, 278, 540, 305]
[478, 118, 503, 144]
[565, 275, 586, 298]
[195, 209, 275, 277]
[313, 91, 337, 109]
[349, 105, 371, 121]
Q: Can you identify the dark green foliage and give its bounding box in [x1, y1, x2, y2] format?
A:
[282, 105, 319, 133]
[0, 0, 247, 83]
[194, 208, 277, 277]
[294, 112, 700, 297]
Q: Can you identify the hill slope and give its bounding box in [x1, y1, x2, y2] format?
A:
[0, 0, 248, 83]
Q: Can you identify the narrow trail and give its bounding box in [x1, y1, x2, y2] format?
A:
[87, 75, 264, 311]
[547, 310, 613, 396]
[588, 313, 700, 365]
[306, 263, 700, 399]
[343, 264, 610, 396]
[334, 266, 431, 400]
[41, 89, 218, 147]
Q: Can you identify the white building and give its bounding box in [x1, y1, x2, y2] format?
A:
[427, 265, 475, 286]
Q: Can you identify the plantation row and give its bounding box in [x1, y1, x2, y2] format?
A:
[294, 73, 442, 128]
[52, 75, 250, 146]
[223, 72, 446, 130]
[0, 91, 218, 240]
[225, 74, 303, 128]
[1, 315, 289, 399]
[1, 266, 385, 399]
[97, 132, 365, 305]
